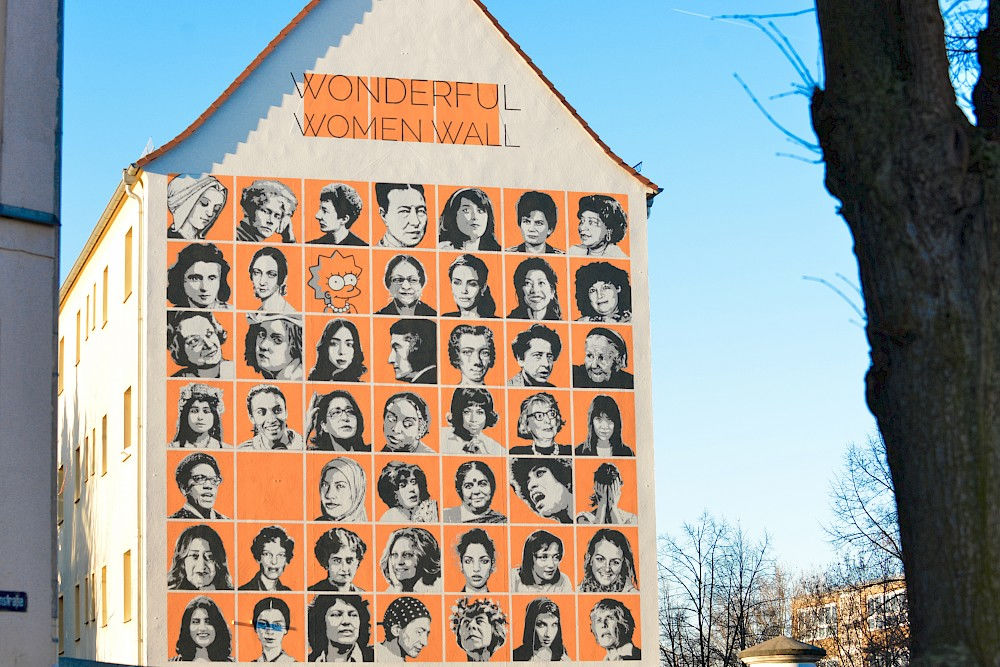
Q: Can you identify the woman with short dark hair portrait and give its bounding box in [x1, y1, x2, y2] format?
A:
[574, 261, 632, 323]
[170, 595, 233, 662]
[579, 529, 639, 593]
[509, 458, 573, 524]
[438, 187, 501, 251]
[166, 242, 233, 309]
[170, 452, 227, 520]
[577, 463, 638, 526]
[443, 460, 507, 524]
[310, 527, 367, 592]
[306, 390, 370, 452]
[512, 597, 572, 662]
[570, 194, 628, 258]
[243, 313, 303, 381]
[377, 461, 438, 523]
[376, 255, 436, 316]
[510, 530, 572, 593]
[167, 524, 233, 591]
[443, 254, 497, 318]
[511, 392, 571, 456]
[449, 597, 508, 662]
[239, 525, 295, 591]
[167, 174, 228, 241]
[170, 383, 226, 449]
[508, 257, 562, 321]
[251, 597, 295, 662]
[379, 527, 442, 593]
[248, 246, 296, 314]
[574, 395, 634, 457]
[455, 528, 497, 594]
[507, 190, 563, 254]
[306, 594, 374, 662]
[315, 457, 368, 522]
[441, 388, 503, 456]
[308, 318, 367, 382]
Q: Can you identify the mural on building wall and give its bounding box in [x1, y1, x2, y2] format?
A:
[164, 174, 643, 663]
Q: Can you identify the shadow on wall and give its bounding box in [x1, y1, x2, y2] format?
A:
[144, 0, 374, 175]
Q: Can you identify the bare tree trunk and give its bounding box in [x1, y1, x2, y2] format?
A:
[812, 1, 1000, 663]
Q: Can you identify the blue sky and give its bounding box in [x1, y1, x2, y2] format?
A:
[62, 1, 876, 573]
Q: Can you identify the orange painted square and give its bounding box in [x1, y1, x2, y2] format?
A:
[438, 319, 505, 388]
[166, 592, 236, 660]
[441, 524, 509, 594]
[571, 391, 637, 455]
[436, 185, 502, 250]
[305, 452, 374, 523]
[574, 458, 639, 520]
[503, 254, 571, 322]
[569, 256, 633, 323]
[568, 191, 631, 258]
[576, 594, 642, 662]
[235, 592, 306, 662]
[509, 524, 577, 589]
[166, 449, 234, 520]
[569, 322, 636, 389]
[505, 388, 572, 454]
[233, 381, 304, 448]
[165, 379, 235, 448]
[305, 522, 376, 592]
[166, 240, 235, 310]
[371, 249, 439, 315]
[433, 81, 502, 147]
[303, 179, 371, 245]
[373, 525, 444, 593]
[373, 454, 442, 522]
[437, 250, 504, 318]
[374, 593, 445, 661]
[507, 455, 575, 527]
[232, 243, 304, 313]
[501, 188, 568, 253]
[372, 385, 440, 454]
[234, 176, 304, 245]
[234, 452, 305, 521]
[509, 594, 578, 661]
[503, 320, 571, 389]
[166, 309, 236, 378]
[443, 594, 511, 662]
[166, 522, 236, 589]
[166, 173, 235, 243]
[303, 245, 371, 315]
[438, 386, 505, 452]
[234, 522, 306, 592]
[304, 384, 374, 451]
[441, 456, 508, 522]
[370, 77, 435, 143]
[371, 182, 437, 251]
[576, 525, 641, 592]
[301, 73, 371, 138]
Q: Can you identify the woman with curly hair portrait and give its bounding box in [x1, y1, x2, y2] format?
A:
[306, 594, 374, 662]
[449, 597, 508, 662]
[574, 261, 632, 323]
[379, 527, 442, 593]
[170, 595, 233, 662]
[308, 318, 367, 382]
[508, 257, 562, 321]
[574, 395, 635, 457]
[167, 174, 228, 241]
[441, 388, 503, 456]
[509, 458, 573, 524]
[512, 597, 572, 661]
[377, 461, 438, 523]
[237, 179, 298, 243]
[579, 529, 639, 593]
[166, 243, 232, 309]
[443, 254, 497, 318]
[315, 457, 368, 522]
[570, 194, 628, 258]
[167, 524, 233, 591]
[443, 461, 507, 524]
[170, 384, 226, 449]
[438, 187, 501, 251]
[510, 530, 572, 593]
[306, 390, 370, 452]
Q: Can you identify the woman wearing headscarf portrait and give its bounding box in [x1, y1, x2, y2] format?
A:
[315, 457, 368, 522]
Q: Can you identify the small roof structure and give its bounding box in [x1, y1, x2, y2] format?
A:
[738, 635, 826, 665]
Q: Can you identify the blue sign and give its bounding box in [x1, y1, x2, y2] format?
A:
[0, 591, 27, 612]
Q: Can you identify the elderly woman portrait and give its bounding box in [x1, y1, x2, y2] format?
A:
[438, 187, 501, 251]
[309, 182, 366, 246]
[170, 452, 227, 520]
[375, 596, 432, 662]
[589, 598, 641, 661]
[310, 527, 368, 592]
[443, 254, 497, 318]
[575, 395, 635, 456]
[167, 242, 233, 309]
[238, 384, 303, 451]
[508, 257, 562, 321]
[171, 595, 233, 662]
[577, 463, 638, 525]
[508, 190, 563, 254]
[308, 318, 366, 382]
[168, 311, 234, 379]
[441, 388, 503, 456]
[307, 594, 374, 662]
[570, 194, 628, 258]
[306, 390, 370, 452]
[170, 383, 226, 449]
[510, 458, 573, 524]
[379, 527, 441, 593]
[377, 255, 436, 316]
[454, 528, 497, 594]
[243, 312, 304, 381]
[315, 457, 368, 522]
[447, 324, 496, 387]
[449, 597, 508, 662]
[510, 392, 571, 456]
[443, 460, 507, 524]
[248, 246, 296, 314]
[381, 392, 434, 453]
[237, 179, 298, 243]
[512, 597, 571, 662]
[510, 530, 572, 593]
[572, 327, 634, 389]
[239, 525, 295, 591]
[167, 174, 228, 240]
[251, 597, 295, 663]
[579, 529, 639, 593]
[575, 262, 632, 323]
[167, 524, 233, 591]
[377, 461, 438, 523]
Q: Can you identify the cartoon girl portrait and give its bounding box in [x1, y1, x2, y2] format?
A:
[307, 251, 363, 314]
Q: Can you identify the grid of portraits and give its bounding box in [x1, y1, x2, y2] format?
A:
[163, 175, 643, 662]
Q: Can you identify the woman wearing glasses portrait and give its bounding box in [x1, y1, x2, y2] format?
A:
[376, 255, 436, 316]
[170, 452, 227, 520]
[509, 392, 571, 456]
[306, 390, 370, 452]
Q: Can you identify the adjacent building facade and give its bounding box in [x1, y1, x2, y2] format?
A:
[57, 1, 659, 664]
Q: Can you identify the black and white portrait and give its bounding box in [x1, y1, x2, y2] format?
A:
[443, 254, 497, 318]
[170, 596, 233, 662]
[454, 528, 497, 594]
[508, 324, 561, 387]
[250, 597, 295, 663]
[309, 527, 367, 592]
[510, 392, 571, 456]
[575, 261, 632, 323]
[507, 191, 563, 254]
[577, 463, 638, 525]
[375, 183, 428, 249]
[170, 452, 227, 520]
[375, 596, 432, 662]
[387, 318, 437, 384]
[167, 524, 233, 591]
[447, 324, 496, 387]
[309, 182, 366, 246]
[239, 525, 295, 591]
[167, 174, 228, 241]
[379, 527, 442, 593]
[377, 461, 438, 523]
[377, 255, 436, 316]
[238, 384, 304, 450]
[237, 179, 298, 243]
[315, 457, 368, 522]
[381, 392, 433, 454]
[510, 530, 572, 593]
[307, 318, 367, 382]
[248, 246, 296, 314]
[444, 460, 507, 524]
[510, 457, 573, 524]
[167, 243, 232, 309]
[441, 388, 503, 456]
[570, 194, 628, 258]
[307, 594, 374, 662]
[306, 390, 370, 452]
[508, 257, 562, 321]
[588, 599, 641, 661]
[243, 312, 304, 381]
[438, 187, 501, 251]
[512, 597, 572, 662]
[168, 311, 234, 379]
[572, 327, 634, 389]
[170, 383, 226, 449]
[449, 597, 508, 662]
[574, 395, 635, 456]
[579, 529, 639, 593]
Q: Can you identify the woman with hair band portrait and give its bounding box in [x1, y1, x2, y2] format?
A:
[513, 597, 572, 662]
[170, 384, 226, 449]
[438, 187, 501, 251]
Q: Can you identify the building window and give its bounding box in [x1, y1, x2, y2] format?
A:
[75, 311, 81, 365]
[102, 266, 109, 326]
[58, 594, 64, 654]
[123, 387, 132, 449]
[56, 464, 65, 525]
[101, 566, 108, 627]
[82, 434, 89, 484]
[91, 284, 97, 331]
[73, 446, 81, 502]
[867, 589, 908, 631]
[797, 602, 837, 641]
[58, 337, 64, 394]
[90, 572, 97, 623]
[101, 415, 108, 476]
[90, 427, 96, 478]
[123, 550, 132, 623]
[74, 583, 80, 641]
[124, 228, 133, 301]
[85, 295, 90, 339]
